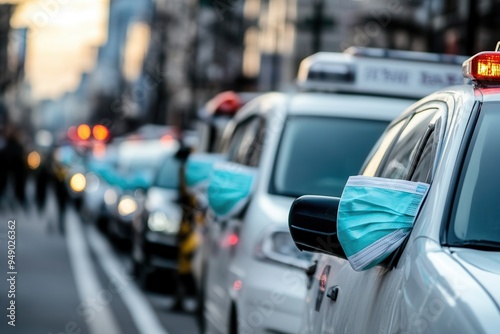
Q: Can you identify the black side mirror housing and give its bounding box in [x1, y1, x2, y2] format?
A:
[288, 195, 346, 259]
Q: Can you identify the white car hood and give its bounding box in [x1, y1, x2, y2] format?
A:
[453, 248, 500, 310]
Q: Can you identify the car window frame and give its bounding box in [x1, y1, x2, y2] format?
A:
[362, 101, 448, 268]
[439, 99, 479, 245]
[364, 102, 447, 183]
[374, 105, 445, 181]
[225, 115, 265, 166]
[445, 100, 500, 248]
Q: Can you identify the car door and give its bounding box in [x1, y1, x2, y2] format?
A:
[308, 100, 449, 334]
[205, 114, 266, 327]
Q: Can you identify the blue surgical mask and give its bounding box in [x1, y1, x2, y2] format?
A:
[207, 162, 258, 219]
[185, 153, 226, 208]
[185, 153, 226, 189]
[337, 175, 429, 271]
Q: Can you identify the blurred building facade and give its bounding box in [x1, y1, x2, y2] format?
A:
[70, 0, 500, 132]
[351, 0, 500, 56]
[0, 4, 14, 94]
[88, 0, 154, 134]
[0, 4, 26, 95]
[1, 3, 30, 130]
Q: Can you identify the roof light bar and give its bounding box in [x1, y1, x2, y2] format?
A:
[345, 47, 467, 65]
[297, 48, 466, 99]
[297, 53, 354, 86]
[462, 52, 500, 83]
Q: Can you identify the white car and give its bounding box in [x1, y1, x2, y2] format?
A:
[106, 138, 179, 241]
[288, 48, 500, 333]
[198, 47, 467, 334]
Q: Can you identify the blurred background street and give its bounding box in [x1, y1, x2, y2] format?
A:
[0, 180, 199, 334]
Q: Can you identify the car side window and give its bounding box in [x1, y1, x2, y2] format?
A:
[226, 116, 263, 166]
[408, 118, 441, 183]
[225, 121, 247, 161]
[245, 118, 266, 167]
[361, 120, 406, 177]
[377, 108, 438, 180]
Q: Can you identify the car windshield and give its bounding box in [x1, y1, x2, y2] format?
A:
[154, 157, 181, 189]
[270, 115, 389, 197]
[449, 102, 500, 246]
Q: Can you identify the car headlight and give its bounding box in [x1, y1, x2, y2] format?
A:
[104, 188, 118, 206]
[70, 173, 86, 192]
[147, 211, 180, 234]
[27, 151, 41, 170]
[255, 228, 312, 270]
[85, 173, 100, 193]
[117, 196, 138, 216]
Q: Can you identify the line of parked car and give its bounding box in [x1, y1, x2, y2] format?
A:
[40, 45, 500, 334]
[189, 47, 468, 334]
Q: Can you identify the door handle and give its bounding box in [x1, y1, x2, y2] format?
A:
[326, 286, 339, 302]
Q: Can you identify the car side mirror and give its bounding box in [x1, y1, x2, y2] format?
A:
[288, 195, 346, 259]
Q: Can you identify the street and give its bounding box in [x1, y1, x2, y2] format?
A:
[0, 182, 200, 334]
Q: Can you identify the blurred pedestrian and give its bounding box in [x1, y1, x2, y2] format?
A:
[49, 146, 69, 234]
[34, 151, 49, 212]
[4, 124, 28, 207]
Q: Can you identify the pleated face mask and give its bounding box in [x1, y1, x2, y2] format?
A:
[337, 175, 429, 271]
[185, 153, 226, 189]
[207, 161, 258, 219]
[185, 153, 226, 207]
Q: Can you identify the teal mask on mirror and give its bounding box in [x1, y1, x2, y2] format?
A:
[185, 153, 226, 208]
[337, 176, 429, 271]
[185, 153, 225, 189]
[207, 162, 258, 219]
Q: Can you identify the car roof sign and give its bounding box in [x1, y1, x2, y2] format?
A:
[297, 47, 468, 99]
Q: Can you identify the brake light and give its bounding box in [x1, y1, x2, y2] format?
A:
[222, 233, 239, 247]
[92, 125, 109, 141]
[463, 52, 500, 82]
[77, 124, 91, 140]
[233, 280, 242, 291]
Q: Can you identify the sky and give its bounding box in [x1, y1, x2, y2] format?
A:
[6, 0, 109, 99]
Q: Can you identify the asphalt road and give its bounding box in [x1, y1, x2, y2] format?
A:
[0, 183, 200, 334]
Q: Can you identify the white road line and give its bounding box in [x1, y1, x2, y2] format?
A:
[65, 209, 121, 334]
[87, 225, 169, 334]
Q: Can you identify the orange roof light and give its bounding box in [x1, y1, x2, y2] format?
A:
[92, 125, 109, 141]
[77, 124, 91, 140]
[463, 51, 500, 83]
[206, 91, 242, 116]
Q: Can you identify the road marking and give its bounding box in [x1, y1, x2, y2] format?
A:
[66, 209, 121, 334]
[87, 225, 169, 334]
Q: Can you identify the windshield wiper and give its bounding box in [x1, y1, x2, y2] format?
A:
[451, 239, 500, 251]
